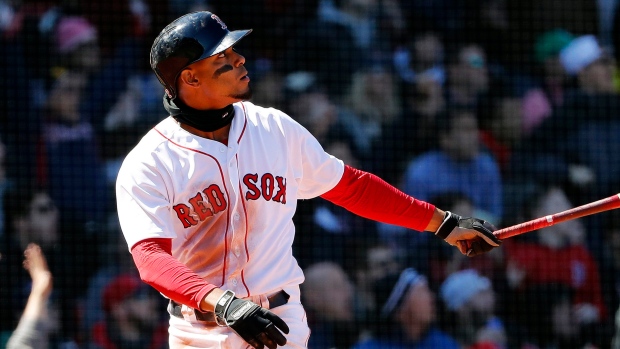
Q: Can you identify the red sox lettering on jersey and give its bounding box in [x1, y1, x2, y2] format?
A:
[173, 174, 286, 228]
[243, 173, 287, 204]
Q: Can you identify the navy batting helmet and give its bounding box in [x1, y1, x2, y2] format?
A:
[150, 11, 252, 99]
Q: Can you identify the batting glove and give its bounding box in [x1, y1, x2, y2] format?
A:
[214, 290, 289, 349]
[435, 211, 502, 256]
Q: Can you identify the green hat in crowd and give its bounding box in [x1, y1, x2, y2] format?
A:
[534, 29, 575, 63]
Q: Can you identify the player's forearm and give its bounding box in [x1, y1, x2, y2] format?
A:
[200, 288, 226, 312]
[320, 165, 437, 232]
[131, 238, 217, 311]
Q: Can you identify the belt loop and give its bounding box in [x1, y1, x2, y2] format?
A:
[181, 303, 199, 323]
[259, 293, 269, 308]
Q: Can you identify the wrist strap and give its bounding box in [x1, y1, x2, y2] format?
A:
[435, 211, 459, 239]
[214, 290, 236, 327]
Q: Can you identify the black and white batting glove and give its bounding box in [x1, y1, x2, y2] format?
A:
[435, 211, 502, 257]
[214, 290, 289, 349]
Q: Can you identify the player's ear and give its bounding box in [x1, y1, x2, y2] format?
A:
[178, 69, 199, 88]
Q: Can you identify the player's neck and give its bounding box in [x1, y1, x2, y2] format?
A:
[165, 96, 235, 134]
[180, 122, 230, 144]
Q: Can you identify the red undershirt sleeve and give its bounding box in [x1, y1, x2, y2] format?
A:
[131, 238, 216, 310]
[320, 165, 436, 232]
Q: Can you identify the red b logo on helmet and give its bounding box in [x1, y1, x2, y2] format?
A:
[211, 14, 227, 30]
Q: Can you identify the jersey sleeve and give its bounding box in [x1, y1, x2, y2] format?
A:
[285, 115, 345, 200]
[116, 153, 177, 250]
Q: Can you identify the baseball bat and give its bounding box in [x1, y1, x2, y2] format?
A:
[493, 193, 620, 240]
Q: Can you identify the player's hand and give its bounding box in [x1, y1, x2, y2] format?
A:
[435, 211, 502, 256]
[214, 291, 289, 349]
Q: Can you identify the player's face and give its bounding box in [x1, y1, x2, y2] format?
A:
[191, 46, 252, 105]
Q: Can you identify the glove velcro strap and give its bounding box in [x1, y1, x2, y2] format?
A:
[214, 290, 236, 327]
[435, 211, 459, 240]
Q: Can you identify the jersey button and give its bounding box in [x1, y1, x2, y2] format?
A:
[231, 279, 238, 286]
[219, 146, 226, 153]
[233, 213, 240, 221]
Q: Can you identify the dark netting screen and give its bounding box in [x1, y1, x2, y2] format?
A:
[1, 0, 619, 348]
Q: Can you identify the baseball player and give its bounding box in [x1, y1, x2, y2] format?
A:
[115, 11, 502, 349]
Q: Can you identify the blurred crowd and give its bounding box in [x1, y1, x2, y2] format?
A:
[1, 0, 620, 348]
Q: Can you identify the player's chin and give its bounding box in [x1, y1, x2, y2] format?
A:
[231, 85, 253, 101]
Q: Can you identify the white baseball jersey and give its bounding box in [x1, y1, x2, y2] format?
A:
[116, 101, 344, 297]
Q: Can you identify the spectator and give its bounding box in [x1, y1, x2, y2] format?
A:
[315, 0, 405, 63]
[465, 0, 515, 68]
[5, 243, 56, 349]
[510, 34, 620, 203]
[249, 69, 286, 111]
[40, 69, 109, 228]
[43, 15, 110, 226]
[560, 35, 616, 94]
[2, 184, 98, 344]
[352, 268, 460, 348]
[53, 15, 101, 76]
[301, 262, 361, 349]
[601, 209, 620, 320]
[399, 0, 474, 40]
[516, 283, 592, 349]
[0, 1, 53, 184]
[353, 242, 403, 320]
[340, 66, 402, 158]
[76, 0, 135, 58]
[505, 0, 598, 68]
[371, 75, 446, 185]
[521, 29, 574, 135]
[89, 273, 169, 349]
[444, 42, 491, 110]
[81, 216, 142, 340]
[392, 31, 446, 86]
[282, 71, 364, 156]
[477, 83, 524, 174]
[504, 184, 608, 346]
[281, 0, 404, 97]
[438, 269, 507, 349]
[401, 108, 503, 223]
[2, 185, 62, 336]
[600, 209, 620, 347]
[99, 37, 168, 186]
[293, 131, 377, 272]
[282, 71, 339, 144]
